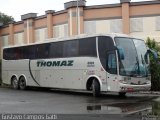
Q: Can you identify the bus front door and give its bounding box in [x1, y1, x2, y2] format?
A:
[106, 52, 118, 92]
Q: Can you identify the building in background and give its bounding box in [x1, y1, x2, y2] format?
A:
[0, 0, 160, 58]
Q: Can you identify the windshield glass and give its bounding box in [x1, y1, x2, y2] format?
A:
[115, 37, 150, 77]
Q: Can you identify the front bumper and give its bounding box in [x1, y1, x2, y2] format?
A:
[119, 83, 151, 92]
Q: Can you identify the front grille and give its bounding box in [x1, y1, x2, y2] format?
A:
[130, 82, 147, 85]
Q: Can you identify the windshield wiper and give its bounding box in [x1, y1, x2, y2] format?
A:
[137, 56, 140, 75]
[130, 56, 140, 77]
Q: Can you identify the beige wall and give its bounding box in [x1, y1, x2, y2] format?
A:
[53, 24, 68, 38]
[130, 16, 160, 42]
[96, 20, 110, 34]
[1, 35, 9, 47]
[14, 32, 24, 45]
[84, 19, 123, 35]
[35, 28, 47, 42]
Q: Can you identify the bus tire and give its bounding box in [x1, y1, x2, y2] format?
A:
[119, 92, 126, 97]
[11, 77, 19, 90]
[92, 79, 100, 97]
[19, 77, 27, 90]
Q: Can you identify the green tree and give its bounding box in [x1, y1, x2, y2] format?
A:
[0, 12, 14, 25]
[146, 37, 160, 91]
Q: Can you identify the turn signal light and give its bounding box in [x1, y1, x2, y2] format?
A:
[127, 88, 133, 92]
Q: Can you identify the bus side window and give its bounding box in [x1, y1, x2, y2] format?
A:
[107, 53, 117, 74]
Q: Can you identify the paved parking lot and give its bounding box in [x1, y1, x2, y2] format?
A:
[0, 87, 159, 120]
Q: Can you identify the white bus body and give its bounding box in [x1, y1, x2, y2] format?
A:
[2, 34, 151, 96]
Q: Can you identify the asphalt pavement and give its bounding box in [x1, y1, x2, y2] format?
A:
[0, 87, 159, 120]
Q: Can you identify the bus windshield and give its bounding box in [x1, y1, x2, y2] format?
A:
[115, 37, 150, 77]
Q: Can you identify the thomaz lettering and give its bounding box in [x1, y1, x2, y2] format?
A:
[37, 60, 74, 67]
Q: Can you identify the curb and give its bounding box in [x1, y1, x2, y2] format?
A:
[133, 91, 160, 95]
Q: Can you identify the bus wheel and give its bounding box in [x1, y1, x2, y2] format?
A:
[119, 92, 126, 97]
[19, 77, 27, 90]
[11, 77, 19, 90]
[92, 79, 100, 97]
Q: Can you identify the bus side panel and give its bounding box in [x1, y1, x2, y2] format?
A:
[2, 57, 108, 91]
[2, 60, 39, 87]
[2, 70, 9, 84]
[39, 69, 84, 89]
[2, 60, 10, 85]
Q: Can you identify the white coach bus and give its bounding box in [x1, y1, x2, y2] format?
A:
[2, 34, 157, 97]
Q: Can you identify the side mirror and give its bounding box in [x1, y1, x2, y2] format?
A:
[146, 49, 158, 60]
[114, 46, 125, 60]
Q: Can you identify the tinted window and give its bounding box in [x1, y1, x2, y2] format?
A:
[49, 42, 63, 58]
[37, 43, 50, 59]
[22, 45, 36, 59]
[98, 36, 117, 74]
[107, 52, 117, 74]
[79, 37, 97, 57]
[3, 48, 16, 60]
[63, 40, 79, 57]
[3, 37, 97, 60]
[3, 49, 8, 60]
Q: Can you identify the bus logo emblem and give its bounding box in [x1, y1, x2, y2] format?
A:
[37, 60, 74, 67]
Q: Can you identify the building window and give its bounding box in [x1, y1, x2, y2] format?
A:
[64, 24, 68, 37]
[110, 19, 122, 33]
[1, 35, 9, 47]
[130, 18, 143, 32]
[84, 21, 96, 34]
[54, 26, 59, 38]
[53, 24, 68, 38]
[35, 28, 47, 42]
[35, 30, 40, 41]
[14, 32, 24, 45]
[156, 16, 160, 31]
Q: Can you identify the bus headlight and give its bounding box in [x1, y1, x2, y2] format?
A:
[145, 81, 151, 84]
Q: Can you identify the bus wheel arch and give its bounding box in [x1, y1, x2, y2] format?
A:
[11, 75, 19, 90]
[19, 75, 27, 90]
[86, 76, 101, 97]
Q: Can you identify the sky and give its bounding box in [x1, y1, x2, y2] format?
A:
[0, 0, 152, 21]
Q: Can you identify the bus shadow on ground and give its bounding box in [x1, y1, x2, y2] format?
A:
[25, 86, 126, 99]
[23, 86, 158, 100]
[4, 85, 158, 102]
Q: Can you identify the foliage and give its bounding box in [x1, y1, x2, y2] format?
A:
[0, 12, 14, 25]
[0, 60, 1, 85]
[146, 37, 160, 91]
